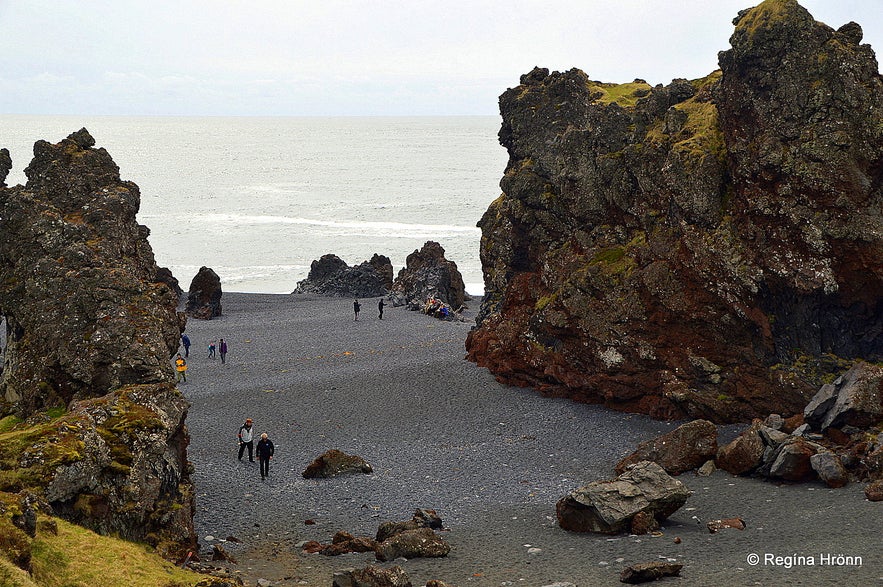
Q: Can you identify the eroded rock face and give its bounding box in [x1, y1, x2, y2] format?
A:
[0, 129, 194, 557]
[466, 0, 883, 423]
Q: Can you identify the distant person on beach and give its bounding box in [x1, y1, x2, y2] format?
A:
[256, 432, 275, 479]
[353, 299, 361, 321]
[174, 353, 187, 383]
[219, 338, 228, 364]
[378, 298, 385, 320]
[238, 418, 254, 462]
[181, 333, 191, 357]
[208, 340, 216, 359]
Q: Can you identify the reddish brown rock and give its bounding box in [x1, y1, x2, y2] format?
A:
[768, 438, 819, 482]
[615, 419, 718, 476]
[865, 479, 883, 501]
[716, 421, 765, 475]
[707, 517, 746, 533]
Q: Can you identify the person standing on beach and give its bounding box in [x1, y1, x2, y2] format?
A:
[238, 418, 254, 461]
[378, 298, 385, 320]
[256, 432, 275, 479]
[353, 299, 361, 321]
[174, 353, 187, 383]
[181, 333, 191, 357]
[208, 340, 216, 359]
[219, 338, 228, 364]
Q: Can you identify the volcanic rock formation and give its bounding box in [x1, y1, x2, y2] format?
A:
[466, 0, 883, 423]
[294, 253, 393, 298]
[389, 241, 466, 309]
[0, 129, 194, 557]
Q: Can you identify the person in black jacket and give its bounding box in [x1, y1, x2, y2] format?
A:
[256, 433, 275, 480]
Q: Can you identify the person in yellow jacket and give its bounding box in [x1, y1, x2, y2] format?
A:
[174, 353, 187, 383]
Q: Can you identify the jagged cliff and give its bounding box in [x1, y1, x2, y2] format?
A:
[0, 130, 194, 558]
[466, 0, 883, 423]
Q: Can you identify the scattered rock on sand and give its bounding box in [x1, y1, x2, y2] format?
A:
[865, 479, 883, 501]
[302, 449, 373, 478]
[619, 561, 683, 584]
[614, 419, 718, 476]
[556, 461, 691, 534]
[706, 517, 746, 533]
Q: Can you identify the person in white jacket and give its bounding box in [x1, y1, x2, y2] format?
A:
[237, 418, 255, 462]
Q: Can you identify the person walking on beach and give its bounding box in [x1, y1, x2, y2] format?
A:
[219, 338, 228, 364]
[174, 353, 187, 383]
[353, 299, 361, 321]
[181, 333, 191, 357]
[238, 418, 255, 462]
[256, 432, 275, 479]
[208, 340, 216, 359]
[378, 298, 385, 320]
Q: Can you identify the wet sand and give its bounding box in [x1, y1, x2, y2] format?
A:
[180, 293, 882, 586]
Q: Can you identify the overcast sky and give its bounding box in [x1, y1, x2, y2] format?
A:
[1, 1, 881, 117]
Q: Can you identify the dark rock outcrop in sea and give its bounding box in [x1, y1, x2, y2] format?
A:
[294, 253, 393, 298]
[466, 0, 883, 423]
[186, 266, 223, 319]
[0, 129, 195, 558]
[389, 241, 466, 310]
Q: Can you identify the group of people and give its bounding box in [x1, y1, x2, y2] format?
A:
[353, 298, 385, 321]
[237, 418, 275, 479]
[173, 334, 230, 383]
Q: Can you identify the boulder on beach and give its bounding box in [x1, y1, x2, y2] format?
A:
[615, 419, 718, 476]
[302, 449, 373, 478]
[556, 461, 691, 534]
[294, 253, 393, 298]
[186, 266, 223, 320]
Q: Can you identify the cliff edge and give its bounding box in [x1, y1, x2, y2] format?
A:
[466, 0, 883, 423]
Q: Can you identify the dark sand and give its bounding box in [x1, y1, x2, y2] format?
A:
[180, 293, 882, 586]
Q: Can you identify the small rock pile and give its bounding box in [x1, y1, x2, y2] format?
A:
[303, 509, 450, 562]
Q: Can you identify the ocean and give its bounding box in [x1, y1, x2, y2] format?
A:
[0, 115, 508, 294]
